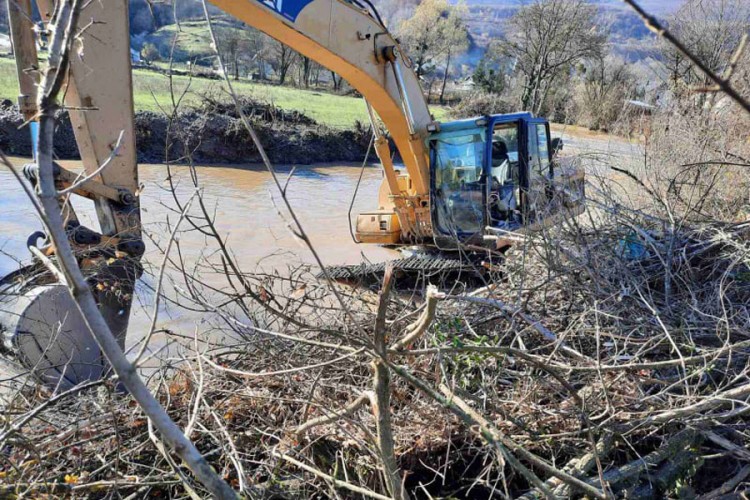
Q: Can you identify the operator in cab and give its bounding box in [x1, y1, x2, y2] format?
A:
[489, 138, 518, 226]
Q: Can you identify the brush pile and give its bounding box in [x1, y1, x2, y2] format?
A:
[2, 104, 750, 500]
[2, 187, 750, 499]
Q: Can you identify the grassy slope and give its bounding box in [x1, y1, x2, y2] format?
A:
[0, 58, 447, 129]
[144, 21, 237, 64]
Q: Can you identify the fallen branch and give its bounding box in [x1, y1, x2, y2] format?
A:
[273, 452, 393, 500]
[295, 393, 371, 438]
[585, 429, 698, 489]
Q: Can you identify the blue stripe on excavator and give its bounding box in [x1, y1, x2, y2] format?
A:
[252, 0, 316, 22]
[30, 121, 38, 161]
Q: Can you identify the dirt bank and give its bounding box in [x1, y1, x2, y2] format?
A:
[0, 98, 372, 164]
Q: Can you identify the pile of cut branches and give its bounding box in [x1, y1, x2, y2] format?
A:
[3, 171, 750, 498]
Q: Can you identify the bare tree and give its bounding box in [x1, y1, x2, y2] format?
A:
[574, 54, 638, 131]
[330, 70, 344, 92]
[396, 0, 469, 80]
[271, 40, 296, 85]
[438, 2, 470, 104]
[498, 0, 606, 114]
[250, 30, 271, 80]
[215, 25, 255, 80]
[660, 0, 750, 100]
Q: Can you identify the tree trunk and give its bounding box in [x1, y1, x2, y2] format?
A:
[440, 49, 452, 105]
[331, 71, 342, 91]
[303, 57, 311, 88]
[426, 78, 435, 104]
[258, 56, 266, 80]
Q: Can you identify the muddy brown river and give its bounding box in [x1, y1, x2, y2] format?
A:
[0, 159, 398, 357]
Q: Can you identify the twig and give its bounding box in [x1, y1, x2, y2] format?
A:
[56, 130, 125, 196]
[134, 189, 199, 365]
[621, 0, 750, 115]
[28, 245, 67, 285]
[391, 285, 443, 351]
[642, 381, 750, 425]
[273, 452, 394, 500]
[295, 393, 371, 438]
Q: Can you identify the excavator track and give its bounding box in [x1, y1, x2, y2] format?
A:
[322, 254, 488, 289]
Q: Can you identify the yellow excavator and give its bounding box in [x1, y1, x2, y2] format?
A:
[1, 0, 584, 388]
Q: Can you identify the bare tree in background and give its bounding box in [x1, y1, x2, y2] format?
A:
[438, 2, 470, 104]
[215, 25, 255, 80]
[249, 29, 271, 81]
[573, 54, 638, 131]
[271, 39, 296, 85]
[660, 0, 750, 101]
[498, 0, 606, 114]
[330, 70, 344, 92]
[396, 0, 469, 81]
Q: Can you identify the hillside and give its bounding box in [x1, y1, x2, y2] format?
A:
[1, 0, 684, 64]
[456, 0, 683, 13]
[456, 0, 680, 61]
[140, 19, 242, 64]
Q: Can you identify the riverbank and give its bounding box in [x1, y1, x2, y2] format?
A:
[0, 97, 372, 165]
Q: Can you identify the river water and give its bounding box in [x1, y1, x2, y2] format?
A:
[0, 159, 398, 353]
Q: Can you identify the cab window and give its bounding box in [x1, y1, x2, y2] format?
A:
[490, 123, 519, 185]
[489, 122, 521, 227]
[432, 131, 486, 235]
[536, 124, 550, 176]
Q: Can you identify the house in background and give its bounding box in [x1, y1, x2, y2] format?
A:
[457, 76, 476, 92]
[0, 34, 11, 55]
[130, 47, 141, 64]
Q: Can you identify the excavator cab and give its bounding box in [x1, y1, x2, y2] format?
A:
[429, 113, 583, 249]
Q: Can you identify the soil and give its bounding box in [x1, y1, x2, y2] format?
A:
[0, 97, 372, 165]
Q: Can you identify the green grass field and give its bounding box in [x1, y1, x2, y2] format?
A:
[0, 57, 447, 128]
[144, 21, 237, 64]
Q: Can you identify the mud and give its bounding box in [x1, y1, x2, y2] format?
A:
[0, 97, 372, 164]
